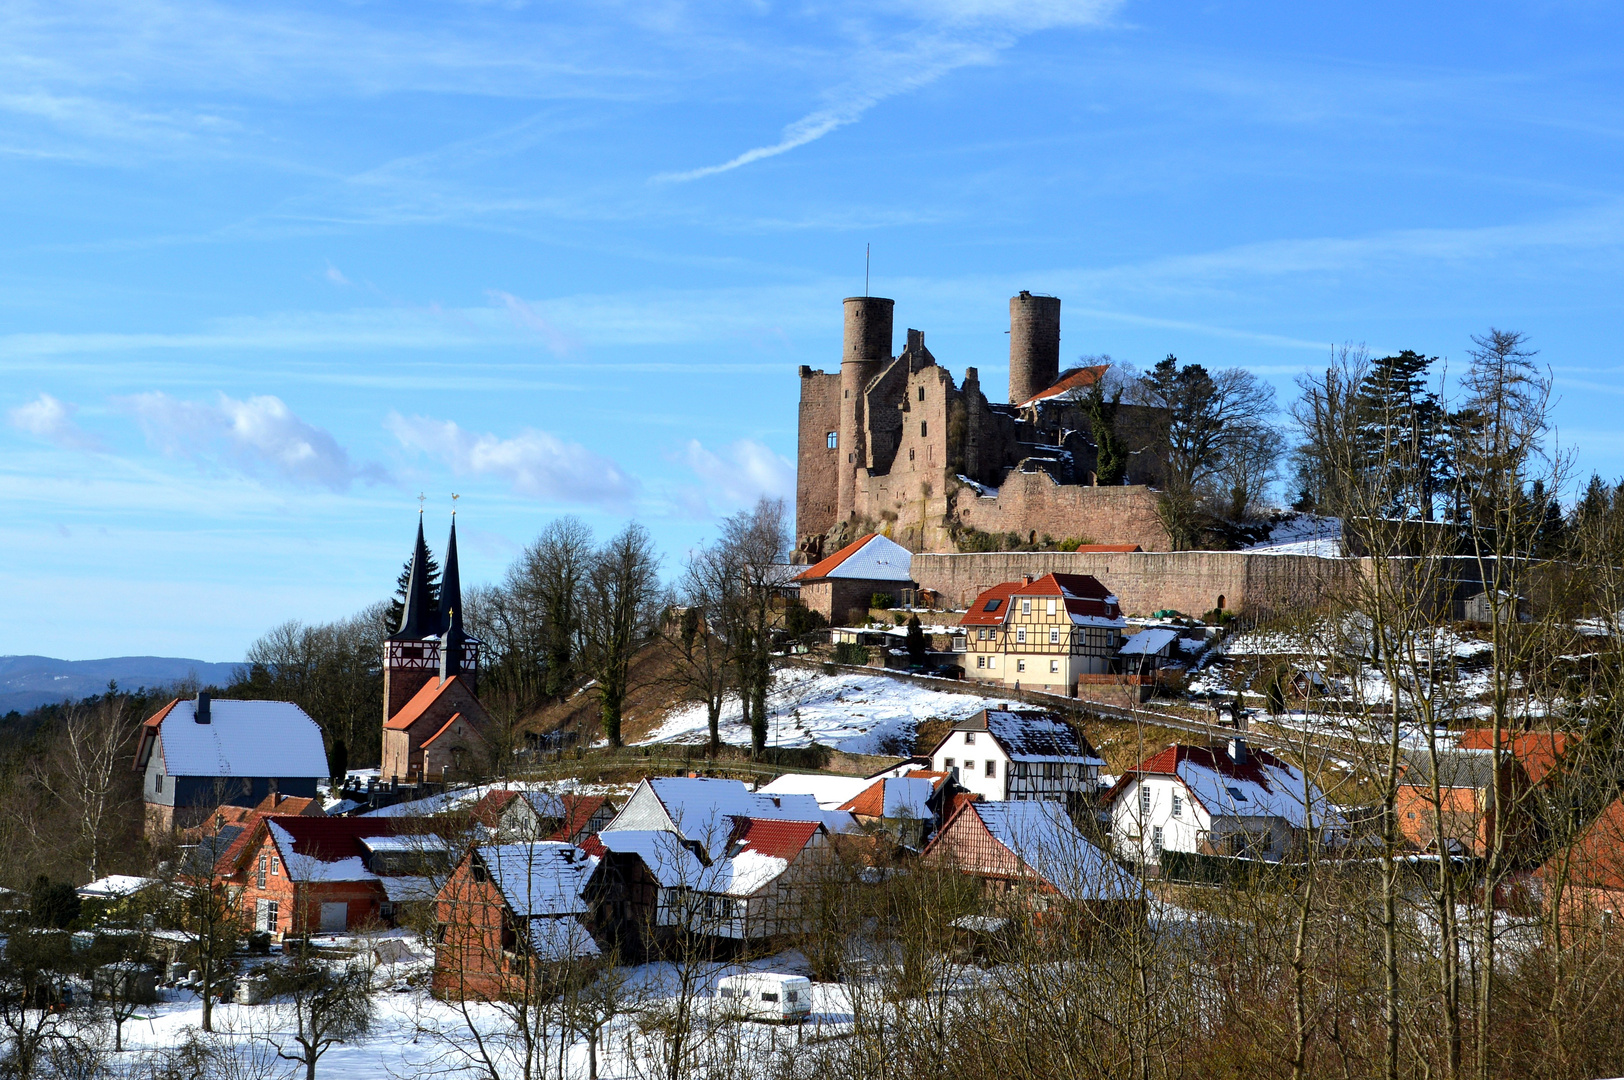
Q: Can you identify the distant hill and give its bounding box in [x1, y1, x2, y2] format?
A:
[0, 655, 243, 714]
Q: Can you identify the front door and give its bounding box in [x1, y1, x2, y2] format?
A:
[319, 902, 348, 932]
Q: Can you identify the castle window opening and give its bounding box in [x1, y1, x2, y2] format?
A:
[920, 421, 927, 437]
[909, 449, 915, 461]
[827, 431, 838, 449]
[918, 386, 925, 401]
[1217, 595, 1226, 610]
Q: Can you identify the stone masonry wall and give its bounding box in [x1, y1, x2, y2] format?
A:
[796, 368, 841, 544]
[951, 476, 1171, 551]
[912, 550, 1360, 617]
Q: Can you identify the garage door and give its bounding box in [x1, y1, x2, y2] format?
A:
[319, 902, 348, 932]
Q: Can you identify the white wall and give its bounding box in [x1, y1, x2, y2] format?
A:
[934, 729, 1009, 801]
[1111, 777, 1209, 863]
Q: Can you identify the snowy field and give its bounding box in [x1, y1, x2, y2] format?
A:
[639, 667, 1012, 755]
[98, 946, 857, 1079]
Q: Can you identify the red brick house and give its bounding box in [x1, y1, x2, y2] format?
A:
[923, 800, 1143, 924]
[1540, 798, 1624, 931]
[217, 815, 451, 938]
[1394, 748, 1526, 858]
[432, 843, 599, 1001]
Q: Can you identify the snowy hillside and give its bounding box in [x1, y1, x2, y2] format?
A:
[1244, 514, 1343, 556]
[639, 667, 1013, 756]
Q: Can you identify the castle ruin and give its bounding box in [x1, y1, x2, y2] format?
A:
[796, 292, 1171, 559]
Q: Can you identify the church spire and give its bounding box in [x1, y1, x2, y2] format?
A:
[394, 515, 436, 639]
[441, 515, 463, 636]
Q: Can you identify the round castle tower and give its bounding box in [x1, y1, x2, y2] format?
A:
[1008, 291, 1061, 405]
[837, 296, 894, 522]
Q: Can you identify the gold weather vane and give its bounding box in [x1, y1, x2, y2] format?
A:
[451, 492, 460, 516]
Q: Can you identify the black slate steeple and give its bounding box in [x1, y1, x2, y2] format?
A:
[391, 515, 438, 641]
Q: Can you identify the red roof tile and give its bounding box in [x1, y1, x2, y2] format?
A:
[385, 675, 475, 731]
[839, 779, 888, 818]
[1456, 729, 1575, 786]
[959, 573, 1118, 626]
[795, 533, 880, 581]
[470, 789, 522, 828]
[1016, 364, 1109, 407]
[547, 795, 613, 842]
[731, 817, 821, 861]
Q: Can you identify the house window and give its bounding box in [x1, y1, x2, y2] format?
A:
[1016, 660, 1026, 672]
[1021, 598, 1032, 615]
[977, 627, 988, 640]
[1049, 628, 1060, 644]
[1016, 628, 1027, 644]
[944, 758, 955, 770]
[976, 656, 985, 668]
[270, 857, 280, 876]
[256, 854, 267, 890]
[1172, 795, 1182, 818]
[1047, 599, 1056, 615]
[154, 773, 163, 793]
[1050, 660, 1059, 673]
[1140, 788, 1151, 817]
[964, 732, 975, 745]
[827, 431, 838, 449]
[1152, 827, 1164, 853]
[985, 761, 996, 778]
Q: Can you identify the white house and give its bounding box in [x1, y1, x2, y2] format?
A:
[924, 708, 1105, 804]
[1105, 737, 1343, 865]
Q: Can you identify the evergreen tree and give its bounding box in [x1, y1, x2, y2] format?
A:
[1083, 380, 1128, 486]
[1354, 350, 1450, 521]
[905, 615, 928, 667]
[384, 551, 441, 632]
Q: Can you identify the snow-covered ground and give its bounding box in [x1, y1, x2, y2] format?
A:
[1244, 514, 1343, 556]
[639, 667, 1014, 755]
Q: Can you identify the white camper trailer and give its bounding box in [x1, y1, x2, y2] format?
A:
[716, 973, 812, 1022]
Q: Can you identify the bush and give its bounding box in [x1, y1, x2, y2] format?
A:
[30, 877, 80, 930]
[871, 593, 895, 610]
[833, 643, 871, 666]
[783, 602, 827, 639]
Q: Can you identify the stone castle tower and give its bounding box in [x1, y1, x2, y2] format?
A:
[383, 516, 480, 725]
[796, 291, 1170, 559]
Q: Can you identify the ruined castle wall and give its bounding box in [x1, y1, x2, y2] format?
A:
[952, 474, 1172, 551]
[912, 550, 1360, 618]
[852, 364, 960, 551]
[796, 367, 841, 544]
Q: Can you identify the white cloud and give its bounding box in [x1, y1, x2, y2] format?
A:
[324, 263, 350, 286]
[386, 413, 636, 506]
[676, 437, 795, 515]
[8, 392, 104, 450]
[119, 391, 385, 490]
[654, 1, 1121, 182]
[490, 290, 577, 355]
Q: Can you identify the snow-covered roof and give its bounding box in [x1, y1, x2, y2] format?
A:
[1120, 628, 1180, 657]
[950, 708, 1105, 766]
[758, 773, 873, 810]
[969, 802, 1144, 902]
[476, 843, 596, 918]
[155, 699, 329, 780]
[268, 821, 378, 883]
[76, 875, 157, 900]
[1115, 745, 1344, 830]
[379, 876, 439, 903]
[359, 835, 449, 854]
[591, 829, 712, 888]
[795, 533, 914, 583]
[528, 917, 600, 962]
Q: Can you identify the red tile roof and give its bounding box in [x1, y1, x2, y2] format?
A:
[1016, 364, 1109, 407]
[731, 817, 821, 861]
[385, 675, 475, 731]
[1456, 729, 1575, 786]
[470, 789, 522, 828]
[796, 533, 880, 581]
[959, 573, 1118, 626]
[839, 771, 946, 817]
[1550, 798, 1624, 892]
[548, 795, 614, 843]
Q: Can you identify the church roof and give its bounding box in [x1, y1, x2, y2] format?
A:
[441, 517, 464, 636]
[385, 674, 478, 731]
[795, 533, 914, 583]
[391, 517, 438, 641]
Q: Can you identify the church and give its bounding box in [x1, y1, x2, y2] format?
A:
[379, 515, 494, 783]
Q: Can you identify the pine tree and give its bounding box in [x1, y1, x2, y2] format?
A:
[905, 615, 927, 668]
[1355, 350, 1450, 521]
[384, 552, 441, 632]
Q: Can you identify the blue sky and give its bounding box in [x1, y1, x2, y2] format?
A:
[3, 1, 1621, 661]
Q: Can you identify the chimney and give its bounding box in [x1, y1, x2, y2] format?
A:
[1023, 574, 1033, 585]
[195, 692, 211, 724]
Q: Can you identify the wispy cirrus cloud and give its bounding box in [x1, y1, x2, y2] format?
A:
[386, 412, 636, 506]
[118, 391, 386, 490]
[8, 392, 105, 451]
[654, 0, 1122, 182]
